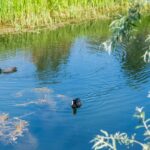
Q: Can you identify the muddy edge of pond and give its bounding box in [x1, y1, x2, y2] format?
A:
[0, 16, 108, 35]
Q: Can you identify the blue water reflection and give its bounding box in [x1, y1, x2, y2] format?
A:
[0, 19, 150, 150]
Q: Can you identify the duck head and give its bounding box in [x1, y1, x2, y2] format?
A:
[71, 98, 82, 109]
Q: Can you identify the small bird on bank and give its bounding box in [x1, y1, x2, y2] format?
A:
[71, 98, 82, 109]
[0, 67, 17, 74]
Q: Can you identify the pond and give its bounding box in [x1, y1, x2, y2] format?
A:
[0, 17, 150, 150]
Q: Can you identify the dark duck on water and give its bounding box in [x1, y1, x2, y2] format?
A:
[71, 98, 82, 115]
[71, 98, 82, 109]
[0, 67, 17, 74]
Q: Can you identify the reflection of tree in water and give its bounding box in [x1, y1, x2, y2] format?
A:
[0, 20, 110, 79]
[0, 20, 110, 53]
[121, 30, 150, 87]
[122, 33, 146, 73]
[86, 17, 150, 88]
[30, 20, 111, 79]
[31, 40, 71, 73]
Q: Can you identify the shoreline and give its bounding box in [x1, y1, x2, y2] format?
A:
[0, 15, 109, 35]
[0, 4, 125, 35]
[0, 4, 149, 36]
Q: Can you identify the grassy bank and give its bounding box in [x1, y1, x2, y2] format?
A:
[0, 0, 128, 32]
[0, 0, 149, 34]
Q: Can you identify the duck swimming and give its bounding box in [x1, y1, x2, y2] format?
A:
[0, 67, 17, 74]
[71, 98, 82, 109]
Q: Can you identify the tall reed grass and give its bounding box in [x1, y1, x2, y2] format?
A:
[0, 0, 130, 29]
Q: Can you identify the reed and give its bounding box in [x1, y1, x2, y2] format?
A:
[0, 0, 130, 29]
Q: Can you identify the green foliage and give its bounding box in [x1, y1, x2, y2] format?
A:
[100, 1, 143, 55]
[108, 0, 150, 62]
[143, 35, 150, 62]
[110, 1, 141, 45]
[92, 130, 135, 150]
[92, 107, 150, 150]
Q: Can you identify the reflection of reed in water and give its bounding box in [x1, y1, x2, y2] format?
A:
[121, 33, 148, 86]
[0, 20, 110, 68]
[118, 16, 150, 77]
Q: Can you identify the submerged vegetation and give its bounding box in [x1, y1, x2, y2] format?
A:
[0, 113, 28, 143]
[0, 87, 70, 144]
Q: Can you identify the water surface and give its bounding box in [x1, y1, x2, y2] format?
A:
[0, 18, 150, 150]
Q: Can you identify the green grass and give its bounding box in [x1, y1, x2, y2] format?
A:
[0, 0, 149, 31]
[0, 0, 130, 29]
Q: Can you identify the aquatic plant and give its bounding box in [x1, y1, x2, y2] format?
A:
[15, 87, 54, 107]
[0, 113, 9, 122]
[15, 99, 49, 107]
[92, 107, 150, 150]
[33, 87, 53, 93]
[15, 87, 70, 111]
[0, 113, 28, 143]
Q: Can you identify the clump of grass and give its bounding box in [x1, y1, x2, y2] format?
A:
[0, 0, 130, 30]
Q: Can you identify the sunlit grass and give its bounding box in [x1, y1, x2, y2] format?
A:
[0, 0, 130, 29]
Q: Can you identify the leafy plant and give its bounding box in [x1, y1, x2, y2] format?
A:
[100, 0, 143, 55]
[92, 107, 150, 150]
[110, 0, 141, 45]
[107, 0, 150, 63]
[143, 35, 150, 63]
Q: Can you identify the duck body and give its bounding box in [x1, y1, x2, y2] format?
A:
[0, 67, 17, 74]
[71, 98, 82, 109]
